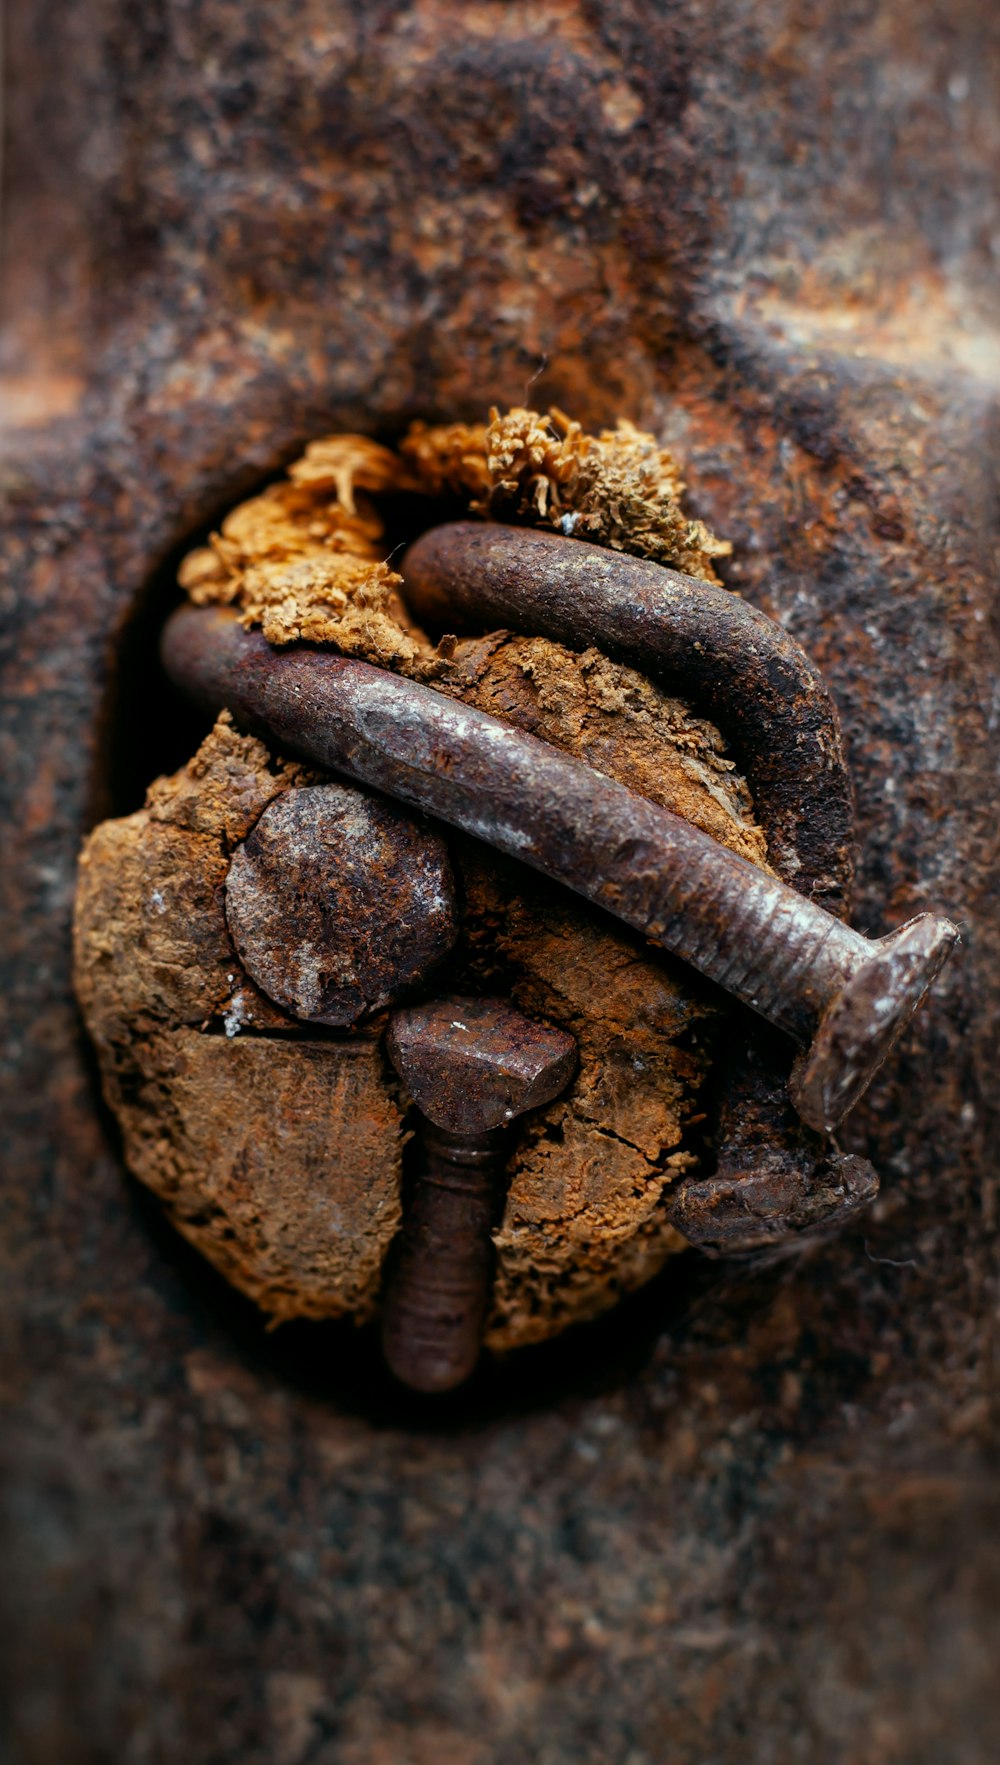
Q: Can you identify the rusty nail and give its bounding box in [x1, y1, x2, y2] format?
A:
[382, 996, 577, 1392]
[161, 603, 958, 1132]
[226, 782, 458, 1027]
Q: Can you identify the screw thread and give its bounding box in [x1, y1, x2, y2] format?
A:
[381, 1128, 502, 1394]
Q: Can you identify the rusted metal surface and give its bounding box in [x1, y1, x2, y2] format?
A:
[405, 520, 875, 1237]
[3, 1, 999, 1759]
[382, 1121, 501, 1396]
[225, 782, 457, 1027]
[383, 997, 577, 1392]
[162, 603, 957, 1130]
[386, 996, 579, 1140]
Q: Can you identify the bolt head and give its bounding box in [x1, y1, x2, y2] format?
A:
[791, 913, 959, 1132]
[386, 996, 577, 1134]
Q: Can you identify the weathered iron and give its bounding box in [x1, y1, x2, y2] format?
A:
[225, 782, 457, 1027]
[382, 996, 577, 1393]
[161, 602, 958, 1133]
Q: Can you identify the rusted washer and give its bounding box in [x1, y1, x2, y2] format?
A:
[403, 522, 855, 911]
[225, 783, 458, 1027]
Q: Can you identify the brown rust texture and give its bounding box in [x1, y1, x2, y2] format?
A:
[73, 717, 406, 1325]
[3, 2, 1000, 1762]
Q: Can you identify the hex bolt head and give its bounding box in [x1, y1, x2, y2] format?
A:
[382, 996, 577, 1393]
[225, 783, 457, 1027]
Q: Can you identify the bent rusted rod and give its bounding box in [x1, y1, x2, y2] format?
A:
[402, 523, 855, 910]
[402, 525, 877, 1248]
[162, 604, 956, 1134]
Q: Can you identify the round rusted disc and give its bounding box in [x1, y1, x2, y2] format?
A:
[225, 783, 458, 1026]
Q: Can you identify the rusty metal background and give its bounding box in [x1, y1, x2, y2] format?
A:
[1, 2, 998, 1760]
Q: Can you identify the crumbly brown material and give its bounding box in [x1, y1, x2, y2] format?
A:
[475, 407, 732, 580]
[432, 631, 767, 868]
[397, 419, 491, 499]
[177, 451, 424, 661]
[73, 718, 408, 1325]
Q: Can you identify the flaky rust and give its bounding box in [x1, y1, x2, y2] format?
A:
[78, 409, 834, 1343]
[73, 716, 409, 1324]
[476, 406, 732, 581]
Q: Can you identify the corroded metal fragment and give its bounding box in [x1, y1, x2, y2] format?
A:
[386, 995, 577, 1136]
[383, 996, 577, 1391]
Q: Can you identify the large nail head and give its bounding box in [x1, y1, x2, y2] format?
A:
[226, 783, 458, 1027]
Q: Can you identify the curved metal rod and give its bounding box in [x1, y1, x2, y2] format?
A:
[402, 523, 877, 1248]
[403, 523, 855, 911]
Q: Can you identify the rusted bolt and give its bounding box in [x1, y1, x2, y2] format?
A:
[162, 604, 958, 1132]
[226, 782, 457, 1027]
[382, 996, 577, 1393]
